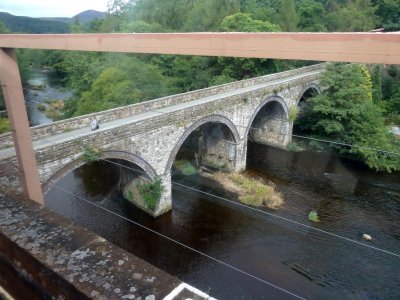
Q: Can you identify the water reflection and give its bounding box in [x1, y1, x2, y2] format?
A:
[45, 142, 400, 299]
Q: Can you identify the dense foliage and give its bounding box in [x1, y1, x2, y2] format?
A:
[3, 0, 399, 171]
[297, 63, 400, 172]
[17, 0, 399, 120]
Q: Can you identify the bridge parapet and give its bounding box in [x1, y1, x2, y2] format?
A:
[0, 64, 323, 217]
[0, 63, 325, 150]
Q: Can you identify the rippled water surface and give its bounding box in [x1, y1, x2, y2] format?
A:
[25, 68, 72, 126]
[45, 142, 400, 299]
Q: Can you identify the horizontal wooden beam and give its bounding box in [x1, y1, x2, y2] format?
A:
[0, 32, 399, 64]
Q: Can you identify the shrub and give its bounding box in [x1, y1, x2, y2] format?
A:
[174, 159, 197, 175]
[286, 142, 301, 152]
[214, 172, 284, 209]
[0, 118, 10, 134]
[308, 210, 320, 222]
[289, 107, 298, 122]
[44, 99, 64, 120]
[202, 155, 230, 171]
[36, 103, 46, 112]
[137, 178, 163, 209]
[82, 146, 101, 164]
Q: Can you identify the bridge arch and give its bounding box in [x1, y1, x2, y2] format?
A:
[165, 115, 241, 173]
[296, 83, 321, 108]
[293, 84, 321, 135]
[43, 150, 156, 193]
[246, 96, 290, 147]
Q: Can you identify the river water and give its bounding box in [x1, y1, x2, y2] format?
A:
[45, 140, 400, 299]
[25, 68, 72, 126]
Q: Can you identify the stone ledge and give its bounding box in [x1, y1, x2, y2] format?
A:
[0, 194, 213, 299]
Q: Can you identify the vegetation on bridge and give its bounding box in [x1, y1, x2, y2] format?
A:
[124, 178, 163, 210]
[82, 146, 102, 165]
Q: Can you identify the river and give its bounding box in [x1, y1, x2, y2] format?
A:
[44, 140, 400, 299]
[25, 68, 72, 126]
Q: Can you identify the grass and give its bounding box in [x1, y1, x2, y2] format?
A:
[124, 178, 163, 210]
[202, 155, 231, 171]
[213, 172, 284, 209]
[174, 159, 197, 175]
[82, 146, 101, 165]
[43, 99, 65, 121]
[137, 178, 163, 209]
[0, 118, 10, 134]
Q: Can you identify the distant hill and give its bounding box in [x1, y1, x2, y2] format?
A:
[0, 12, 69, 33]
[0, 10, 106, 34]
[40, 17, 71, 23]
[41, 10, 106, 25]
[72, 10, 106, 24]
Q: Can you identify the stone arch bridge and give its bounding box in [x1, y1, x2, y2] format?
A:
[0, 64, 323, 216]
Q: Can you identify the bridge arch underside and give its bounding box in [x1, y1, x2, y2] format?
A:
[297, 85, 320, 111]
[42, 151, 162, 215]
[248, 97, 290, 147]
[294, 85, 321, 134]
[43, 150, 157, 194]
[167, 116, 242, 174]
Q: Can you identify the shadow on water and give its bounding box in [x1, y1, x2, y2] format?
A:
[45, 142, 400, 299]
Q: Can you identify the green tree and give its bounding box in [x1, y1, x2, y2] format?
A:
[121, 20, 165, 33]
[74, 67, 140, 115]
[218, 13, 282, 80]
[184, 0, 240, 31]
[129, 0, 196, 31]
[240, 0, 277, 23]
[327, 0, 379, 31]
[375, 0, 400, 29]
[72, 56, 169, 116]
[298, 63, 400, 172]
[221, 13, 281, 31]
[280, 0, 298, 31]
[0, 21, 9, 33]
[380, 65, 400, 124]
[297, 0, 327, 31]
[371, 64, 383, 102]
[0, 21, 9, 110]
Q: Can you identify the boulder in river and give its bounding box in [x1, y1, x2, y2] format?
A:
[362, 234, 372, 241]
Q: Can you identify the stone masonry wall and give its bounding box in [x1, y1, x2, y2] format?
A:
[0, 66, 322, 216]
[0, 63, 324, 150]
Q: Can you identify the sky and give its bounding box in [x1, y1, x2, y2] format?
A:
[0, 0, 109, 18]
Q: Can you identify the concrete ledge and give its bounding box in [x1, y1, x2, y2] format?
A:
[0, 194, 213, 299]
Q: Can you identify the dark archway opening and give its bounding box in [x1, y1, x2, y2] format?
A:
[45, 158, 151, 215]
[172, 122, 237, 178]
[293, 87, 319, 135]
[249, 100, 288, 146]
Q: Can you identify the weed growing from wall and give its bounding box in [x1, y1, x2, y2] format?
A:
[82, 145, 101, 165]
[137, 178, 163, 209]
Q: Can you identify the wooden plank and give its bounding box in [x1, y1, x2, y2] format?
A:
[0, 33, 399, 64]
[0, 48, 44, 204]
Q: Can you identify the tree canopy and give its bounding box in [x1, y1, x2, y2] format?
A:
[9, 0, 399, 172]
[297, 64, 400, 172]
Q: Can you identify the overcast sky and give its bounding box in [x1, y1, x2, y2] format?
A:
[0, 0, 108, 18]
